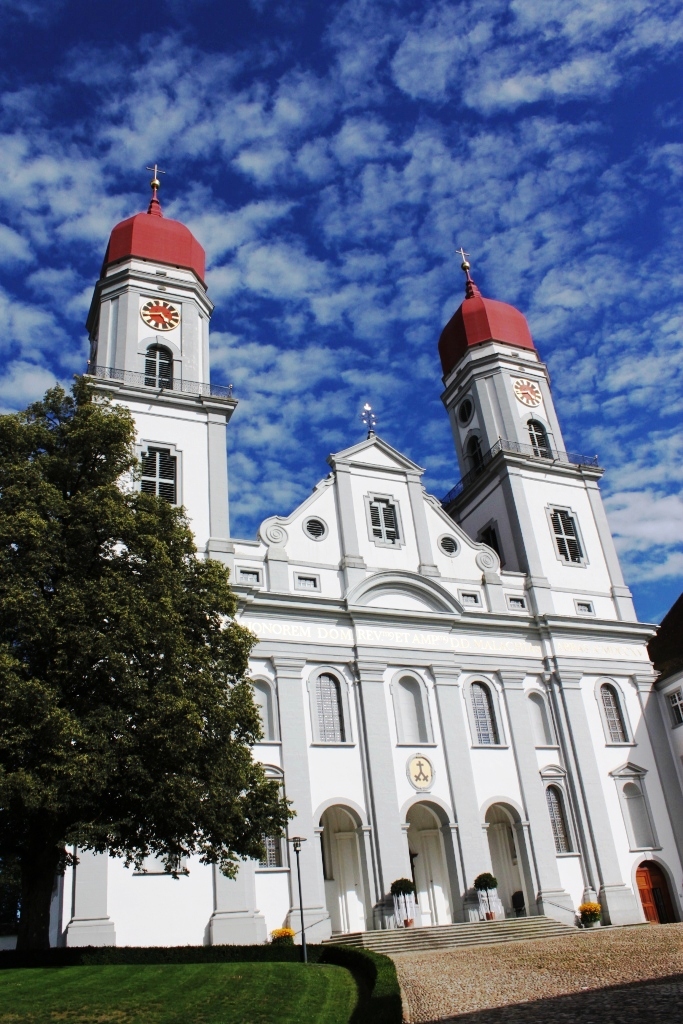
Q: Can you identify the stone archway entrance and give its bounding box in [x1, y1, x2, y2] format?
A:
[485, 804, 525, 917]
[636, 861, 675, 923]
[319, 806, 366, 934]
[407, 803, 452, 926]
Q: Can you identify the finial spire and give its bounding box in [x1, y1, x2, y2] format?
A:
[456, 245, 479, 298]
[361, 402, 377, 438]
[145, 163, 166, 217]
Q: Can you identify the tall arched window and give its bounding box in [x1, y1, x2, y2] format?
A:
[623, 782, 655, 848]
[467, 435, 484, 472]
[145, 345, 173, 388]
[601, 684, 628, 743]
[528, 692, 554, 746]
[528, 420, 551, 458]
[396, 676, 428, 744]
[252, 680, 276, 742]
[316, 673, 345, 743]
[471, 682, 499, 745]
[546, 785, 571, 853]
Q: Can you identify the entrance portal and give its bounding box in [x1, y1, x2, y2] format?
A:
[485, 804, 524, 917]
[406, 803, 452, 926]
[636, 861, 675, 923]
[320, 806, 366, 934]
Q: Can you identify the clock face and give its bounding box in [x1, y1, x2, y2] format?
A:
[513, 377, 542, 407]
[140, 299, 181, 332]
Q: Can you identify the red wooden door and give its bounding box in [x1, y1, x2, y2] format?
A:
[636, 863, 675, 923]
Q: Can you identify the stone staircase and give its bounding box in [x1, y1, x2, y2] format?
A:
[323, 915, 576, 955]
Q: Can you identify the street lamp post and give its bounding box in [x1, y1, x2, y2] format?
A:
[288, 836, 307, 963]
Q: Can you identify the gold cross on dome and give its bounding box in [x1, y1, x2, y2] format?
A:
[456, 246, 471, 272]
[146, 164, 166, 188]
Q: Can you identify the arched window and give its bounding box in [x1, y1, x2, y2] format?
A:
[546, 785, 571, 853]
[316, 673, 345, 743]
[145, 345, 173, 388]
[467, 435, 484, 472]
[396, 676, 429, 744]
[471, 682, 499, 745]
[528, 693, 554, 746]
[528, 420, 551, 458]
[601, 684, 628, 743]
[623, 782, 655, 849]
[252, 680, 277, 742]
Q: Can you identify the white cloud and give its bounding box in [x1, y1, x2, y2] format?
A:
[0, 222, 32, 264]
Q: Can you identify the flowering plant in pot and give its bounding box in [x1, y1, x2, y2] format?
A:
[474, 872, 498, 920]
[391, 878, 416, 927]
[578, 902, 601, 927]
[271, 927, 295, 945]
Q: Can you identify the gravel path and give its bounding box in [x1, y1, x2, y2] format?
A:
[392, 923, 683, 1023]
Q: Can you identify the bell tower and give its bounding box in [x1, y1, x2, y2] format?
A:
[85, 172, 236, 564]
[439, 254, 635, 622]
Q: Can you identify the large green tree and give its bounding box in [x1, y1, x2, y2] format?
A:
[0, 380, 290, 949]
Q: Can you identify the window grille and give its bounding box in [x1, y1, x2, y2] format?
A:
[141, 447, 177, 503]
[508, 597, 526, 610]
[576, 601, 594, 614]
[471, 682, 499, 745]
[259, 835, 282, 868]
[296, 575, 319, 590]
[528, 420, 551, 458]
[668, 689, 683, 727]
[145, 345, 173, 388]
[238, 569, 261, 584]
[546, 785, 570, 853]
[369, 498, 400, 545]
[440, 535, 458, 555]
[305, 518, 326, 539]
[316, 673, 345, 742]
[461, 592, 480, 606]
[601, 684, 627, 743]
[550, 508, 583, 564]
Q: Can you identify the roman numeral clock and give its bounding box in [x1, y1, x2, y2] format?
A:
[141, 299, 181, 331]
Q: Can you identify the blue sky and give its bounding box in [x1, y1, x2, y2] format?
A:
[0, 0, 681, 623]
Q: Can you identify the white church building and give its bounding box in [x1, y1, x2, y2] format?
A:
[53, 181, 683, 947]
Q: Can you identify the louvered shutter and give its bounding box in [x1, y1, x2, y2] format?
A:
[382, 502, 398, 542]
[369, 502, 383, 538]
[141, 447, 177, 504]
[551, 509, 583, 563]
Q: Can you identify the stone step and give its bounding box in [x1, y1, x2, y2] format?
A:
[324, 916, 576, 954]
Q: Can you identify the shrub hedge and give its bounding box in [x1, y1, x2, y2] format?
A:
[0, 942, 402, 1024]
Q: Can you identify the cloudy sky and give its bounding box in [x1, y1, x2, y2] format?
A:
[0, 0, 681, 623]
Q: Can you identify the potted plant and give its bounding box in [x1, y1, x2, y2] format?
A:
[578, 902, 601, 928]
[474, 872, 498, 920]
[391, 878, 416, 927]
[270, 927, 295, 945]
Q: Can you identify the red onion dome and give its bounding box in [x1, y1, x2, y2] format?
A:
[103, 184, 205, 283]
[439, 272, 535, 377]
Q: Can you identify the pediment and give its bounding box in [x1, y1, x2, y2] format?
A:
[609, 761, 647, 779]
[328, 435, 424, 474]
[539, 764, 566, 780]
[347, 572, 461, 614]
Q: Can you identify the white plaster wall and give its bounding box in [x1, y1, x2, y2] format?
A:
[274, 483, 342, 568]
[556, 855, 585, 910]
[108, 855, 213, 947]
[255, 871, 292, 935]
[117, 398, 213, 549]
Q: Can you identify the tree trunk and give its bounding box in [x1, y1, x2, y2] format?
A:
[17, 847, 62, 950]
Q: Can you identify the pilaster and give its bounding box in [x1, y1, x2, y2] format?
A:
[356, 661, 411, 920]
[272, 657, 330, 941]
[334, 466, 366, 591]
[431, 667, 489, 897]
[556, 670, 641, 925]
[65, 849, 116, 947]
[208, 860, 267, 945]
[500, 672, 575, 924]
[406, 473, 439, 576]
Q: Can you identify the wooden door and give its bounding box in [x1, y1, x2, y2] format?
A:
[636, 863, 675, 923]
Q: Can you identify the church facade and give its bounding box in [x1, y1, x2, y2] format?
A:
[52, 182, 683, 947]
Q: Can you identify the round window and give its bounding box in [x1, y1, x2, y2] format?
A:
[458, 398, 474, 425]
[304, 517, 327, 540]
[439, 535, 458, 556]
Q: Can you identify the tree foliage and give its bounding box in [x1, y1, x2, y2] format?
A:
[0, 380, 291, 948]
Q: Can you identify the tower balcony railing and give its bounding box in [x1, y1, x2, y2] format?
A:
[441, 437, 600, 506]
[85, 365, 234, 401]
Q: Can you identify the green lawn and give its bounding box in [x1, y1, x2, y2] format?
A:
[0, 962, 358, 1023]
